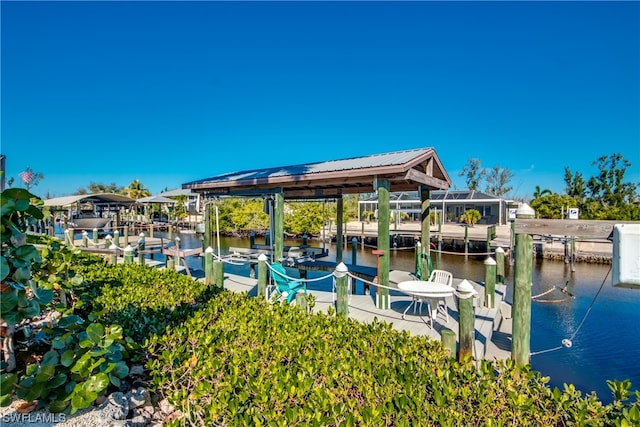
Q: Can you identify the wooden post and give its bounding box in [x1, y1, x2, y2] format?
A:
[302, 234, 308, 246]
[335, 262, 348, 316]
[203, 202, 211, 250]
[436, 215, 442, 270]
[204, 247, 214, 285]
[464, 225, 469, 256]
[93, 228, 98, 246]
[104, 235, 112, 251]
[166, 256, 175, 270]
[512, 233, 533, 366]
[249, 232, 255, 248]
[441, 328, 456, 358]
[377, 179, 390, 309]
[114, 230, 120, 248]
[174, 237, 181, 268]
[415, 241, 421, 278]
[82, 231, 88, 248]
[571, 236, 576, 272]
[484, 257, 496, 308]
[275, 192, 284, 264]
[420, 185, 431, 275]
[258, 254, 267, 299]
[137, 233, 145, 265]
[213, 260, 224, 289]
[351, 236, 358, 266]
[336, 197, 344, 263]
[361, 223, 365, 250]
[124, 245, 134, 264]
[495, 247, 505, 285]
[457, 280, 476, 361]
[124, 226, 129, 246]
[295, 292, 308, 312]
[109, 244, 118, 265]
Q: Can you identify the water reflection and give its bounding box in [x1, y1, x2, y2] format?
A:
[166, 232, 640, 403]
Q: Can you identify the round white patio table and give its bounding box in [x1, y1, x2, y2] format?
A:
[397, 280, 455, 327]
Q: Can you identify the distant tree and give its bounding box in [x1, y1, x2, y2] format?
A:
[530, 194, 577, 219]
[285, 202, 325, 235]
[458, 158, 485, 191]
[125, 180, 151, 200]
[81, 182, 123, 194]
[484, 166, 514, 196]
[587, 154, 637, 207]
[564, 167, 587, 200]
[532, 185, 552, 200]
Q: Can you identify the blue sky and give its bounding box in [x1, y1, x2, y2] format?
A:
[2, 1, 638, 200]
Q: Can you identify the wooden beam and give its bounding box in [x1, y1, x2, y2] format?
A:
[402, 168, 450, 190]
[514, 219, 639, 239]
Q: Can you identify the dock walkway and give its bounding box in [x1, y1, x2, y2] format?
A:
[216, 271, 512, 362]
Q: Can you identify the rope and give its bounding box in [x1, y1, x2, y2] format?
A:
[530, 265, 611, 357]
[265, 262, 334, 283]
[532, 282, 575, 303]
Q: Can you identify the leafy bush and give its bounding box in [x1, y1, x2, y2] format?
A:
[145, 291, 639, 426]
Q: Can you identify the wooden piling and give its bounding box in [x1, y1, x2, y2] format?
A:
[351, 236, 358, 265]
[82, 231, 88, 248]
[275, 192, 284, 264]
[114, 230, 120, 248]
[124, 245, 134, 264]
[137, 234, 145, 265]
[295, 293, 308, 312]
[484, 257, 496, 308]
[441, 328, 456, 358]
[257, 255, 267, 299]
[512, 232, 533, 367]
[336, 197, 344, 263]
[335, 262, 349, 316]
[495, 247, 505, 285]
[377, 180, 390, 309]
[93, 228, 98, 246]
[458, 292, 474, 361]
[213, 260, 224, 289]
[204, 247, 214, 285]
[109, 244, 117, 265]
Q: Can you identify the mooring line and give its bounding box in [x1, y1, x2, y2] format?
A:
[530, 266, 611, 356]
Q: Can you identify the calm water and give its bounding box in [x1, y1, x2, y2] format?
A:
[161, 232, 640, 403]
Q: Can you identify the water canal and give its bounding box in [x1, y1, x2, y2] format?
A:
[160, 232, 640, 403]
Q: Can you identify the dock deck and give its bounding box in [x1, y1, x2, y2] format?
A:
[216, 271, 512, 362]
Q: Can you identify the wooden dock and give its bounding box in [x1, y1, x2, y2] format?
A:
[215, 271, 512, 362]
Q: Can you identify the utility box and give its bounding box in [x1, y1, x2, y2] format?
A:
[612, 223, 640, 289]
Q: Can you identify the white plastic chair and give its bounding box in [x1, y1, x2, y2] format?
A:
[422, 269, 454, 323]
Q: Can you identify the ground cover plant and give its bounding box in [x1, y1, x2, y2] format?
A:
[1, 188, 638, 425]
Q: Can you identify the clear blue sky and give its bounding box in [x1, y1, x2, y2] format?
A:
[2, 1, 638, 201]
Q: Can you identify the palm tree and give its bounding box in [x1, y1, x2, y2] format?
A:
[533, 185, 552, 200]
[126, 179, 151, 199]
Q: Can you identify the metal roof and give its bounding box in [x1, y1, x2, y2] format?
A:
[136, 195, 177, 204]
[43, 193, 137, 207]
[361, 190, 505, 202]
[183, 147, 451, 199]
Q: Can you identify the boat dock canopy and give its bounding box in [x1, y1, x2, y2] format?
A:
[43, 193, 137, 207]
[182, 147, 452, 199]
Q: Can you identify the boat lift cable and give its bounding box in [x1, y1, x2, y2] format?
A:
[530, 265, 611, 357]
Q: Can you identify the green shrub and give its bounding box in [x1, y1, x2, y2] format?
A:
[144, 291, 638, 426]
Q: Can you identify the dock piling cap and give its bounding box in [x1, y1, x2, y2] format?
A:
[258, 253, 268, 262]
[334, 262, 348, 278]
[456, 279, 478, 298]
